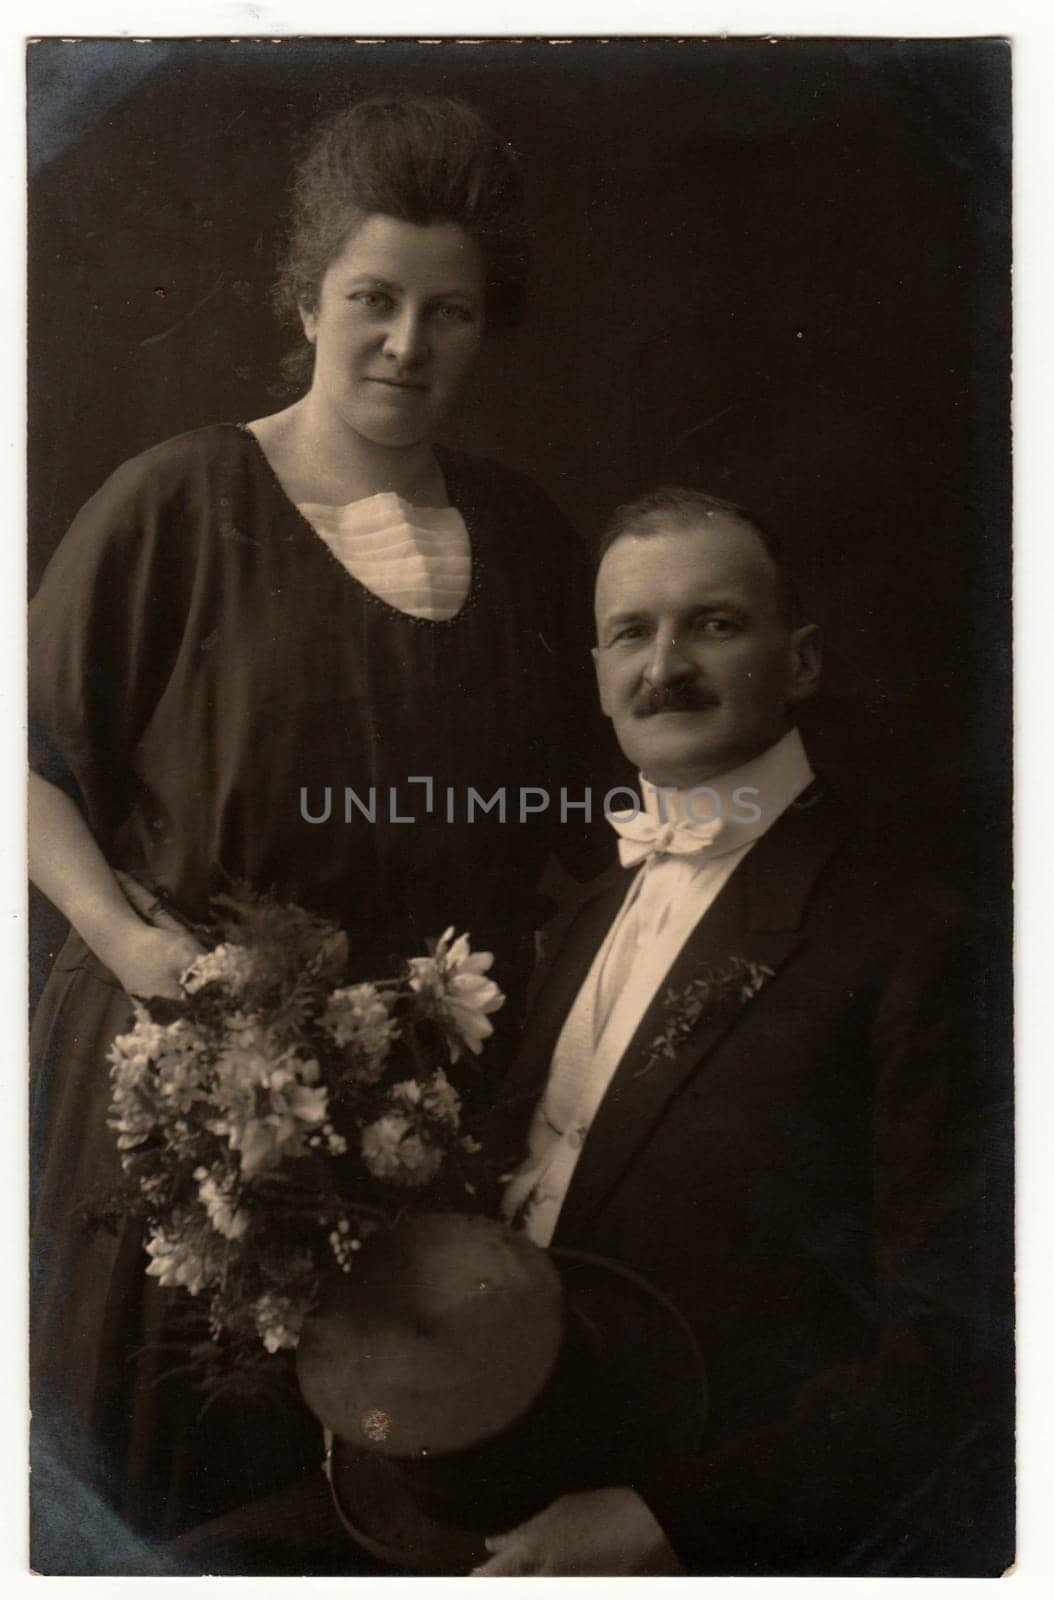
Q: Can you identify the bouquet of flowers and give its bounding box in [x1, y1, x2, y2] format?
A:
[102, 887, 504, 1371]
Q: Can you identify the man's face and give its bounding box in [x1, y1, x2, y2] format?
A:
[592, 516, 821, 787]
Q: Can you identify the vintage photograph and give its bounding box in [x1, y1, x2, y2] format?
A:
[27, 35, 1013, 1577]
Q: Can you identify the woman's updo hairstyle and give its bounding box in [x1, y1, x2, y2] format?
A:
[274, 94, 530, 378]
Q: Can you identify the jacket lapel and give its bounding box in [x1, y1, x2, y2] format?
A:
[551, 783, 855, 1244]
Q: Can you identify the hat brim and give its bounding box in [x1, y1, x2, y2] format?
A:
[325, 1247, 707, 1574]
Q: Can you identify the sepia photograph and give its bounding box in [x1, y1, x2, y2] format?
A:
[25, 29, 1013, 1579]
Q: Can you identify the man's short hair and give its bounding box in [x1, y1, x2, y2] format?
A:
[597, 486, 803, 625]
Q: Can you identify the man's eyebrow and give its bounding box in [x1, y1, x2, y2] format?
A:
[685, 600, 749, 620]
[601, 609, 650, 629]
[603, 600, 748, 626]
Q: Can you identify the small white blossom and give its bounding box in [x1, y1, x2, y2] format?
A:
[181, 942, 257, 996]
[328, 1219, 359, 1273]
[145, 1216, 221, 1297]
[207, 1018, 329, 1179]
[154, 1024, 208, 1114]
[108, 1007, 206, 1147]
[390, 1069, 461, 1130]
[107, 1002, 167, 1081]
[360, 1114, 444, 1187]
[194, 1165, 250, 1240]
[252, 1291, 305, 1353]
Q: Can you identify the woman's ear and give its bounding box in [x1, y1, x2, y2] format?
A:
[298, 301, 319, 345]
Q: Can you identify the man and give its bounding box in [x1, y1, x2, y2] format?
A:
[474, 488, 1011, 1576]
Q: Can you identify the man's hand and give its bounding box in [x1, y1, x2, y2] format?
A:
[470, 1486, 684, 1576]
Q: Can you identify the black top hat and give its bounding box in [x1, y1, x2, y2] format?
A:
[296, 1213, 707, 1574]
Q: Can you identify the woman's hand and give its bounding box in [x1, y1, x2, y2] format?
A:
[29, 772, 204, 998]
[106, 924, 206, 1001]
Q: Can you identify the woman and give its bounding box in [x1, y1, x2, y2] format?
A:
[29, 95, 607, 1565]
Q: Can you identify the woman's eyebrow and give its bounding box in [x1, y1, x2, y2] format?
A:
[343, 274, 479, 300]
[344, 274, 399, 290]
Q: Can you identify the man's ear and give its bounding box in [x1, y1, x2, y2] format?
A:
[786, 623, 822, 707]
[591, 645, 614, 720]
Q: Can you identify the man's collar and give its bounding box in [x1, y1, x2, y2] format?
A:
[638, 727, 814, 858]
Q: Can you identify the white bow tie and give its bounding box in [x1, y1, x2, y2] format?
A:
[607, 810, 724, 868]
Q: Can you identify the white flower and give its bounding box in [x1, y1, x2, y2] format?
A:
[108, 1007, 206, 1147]
[181, 942, 257, 996]
[207, 1017, 329, 1179]
[408, 928, 505, 1061]
[154, 1022, 208, 1114]
[252, 1291, 305, 1354]
[322, 982, 399, 1078]
[359, 1069, 460, 1188]
[144, 1215, 222, 1297]
[390, 1069, 461, 1131]
[194, 1165, 250, 1240]
[360, 1113, 444, 1187]
[108, 1002, 167, 1082]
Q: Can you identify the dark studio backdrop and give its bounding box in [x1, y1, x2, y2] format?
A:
[27, 36, 1012, 1003]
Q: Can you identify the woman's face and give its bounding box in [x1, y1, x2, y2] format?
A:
[300, 214, 487, 451]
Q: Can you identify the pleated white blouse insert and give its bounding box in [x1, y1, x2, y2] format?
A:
[297, 491, 471, 622]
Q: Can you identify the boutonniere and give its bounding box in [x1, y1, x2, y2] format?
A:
[637, 957, 774, 1076]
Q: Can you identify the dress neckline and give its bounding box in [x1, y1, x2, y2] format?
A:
[296, 490, 466, 525]
[229, 422, 481, 628]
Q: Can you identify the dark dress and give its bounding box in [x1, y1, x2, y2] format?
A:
[29, 423, 610, 1570]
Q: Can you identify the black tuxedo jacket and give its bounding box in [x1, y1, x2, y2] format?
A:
[490, 783, 1012, 1575]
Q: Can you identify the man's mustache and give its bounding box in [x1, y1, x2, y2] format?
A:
[633, 682, 720, 717]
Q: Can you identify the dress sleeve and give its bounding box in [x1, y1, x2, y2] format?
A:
[29, 452, 194, 853]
